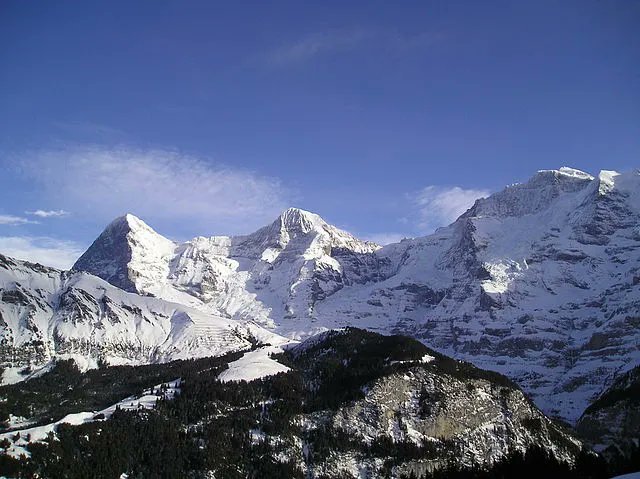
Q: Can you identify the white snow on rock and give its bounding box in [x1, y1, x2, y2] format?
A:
[0, 253, 288, 373]
[420, 354, 435, 363]
[73, 207, 380, 331]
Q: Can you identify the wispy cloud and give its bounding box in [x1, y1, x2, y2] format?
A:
[267, 28, 373, 65]
[266, 28, 443, 66]
[413, 186, 490, 233]
[0, 214, 38, 225]
[0, 236, 84, 269]
[26, 209, 70, 218]
[16, 145, 292, 235]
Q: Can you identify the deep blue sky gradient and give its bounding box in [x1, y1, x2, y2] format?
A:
[0, 0, 638, 257]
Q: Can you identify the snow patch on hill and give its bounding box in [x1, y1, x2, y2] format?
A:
[218, 345, 291, 382]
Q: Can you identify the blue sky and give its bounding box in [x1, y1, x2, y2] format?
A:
[0, 0, 638, 267]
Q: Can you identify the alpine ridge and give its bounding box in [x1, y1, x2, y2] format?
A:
[2, 167, 639, 430]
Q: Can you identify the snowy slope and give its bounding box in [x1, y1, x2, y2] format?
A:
[317, 168, 640, 421]
[0, 253, 287, 380]
[218, 345, 291, 382]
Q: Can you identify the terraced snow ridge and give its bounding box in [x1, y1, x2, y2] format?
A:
[0, 254, 287, 380]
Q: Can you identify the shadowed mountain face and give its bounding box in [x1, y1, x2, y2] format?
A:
[577, 365, 640, 455]
[2, 168, 639, 427]
[73, 213, 176, 293]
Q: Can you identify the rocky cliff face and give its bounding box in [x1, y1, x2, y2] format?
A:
[283, 329, 581, 477]
[576, 365, 640, 456]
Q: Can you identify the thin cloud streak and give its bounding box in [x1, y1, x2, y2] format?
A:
[266, 28, 443, 65]
[26, 209, 70, 218]
[267, 28, 373, 65]
[386, 31, 445, 52]
[17, 145, 292, 235]
[0, 236, 84, 269]
[0, 215, 38, 225]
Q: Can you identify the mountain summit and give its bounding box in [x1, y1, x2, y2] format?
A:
[73, 213, 175, 293]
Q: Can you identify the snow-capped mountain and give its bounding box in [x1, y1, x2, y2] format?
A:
[5, 167, 640, 426]
[74, 208, 380, 334]
[0, 253, 286, 383]
[73, 213, 176, 294]
[314, 168, 640, 422]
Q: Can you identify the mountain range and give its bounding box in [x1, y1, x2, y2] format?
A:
[1, 167, 639, 435]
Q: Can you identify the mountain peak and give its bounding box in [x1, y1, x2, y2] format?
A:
[276, 207, 325, 234]
[464, 167, 596, 220]
[529, 167, 595, 188]
[280, 206, 317, 217]
[107, 213, 151, 231]
[73, 214, 174, 293]
[234, 207, 378, 260]
[538, 167, 594, 181]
